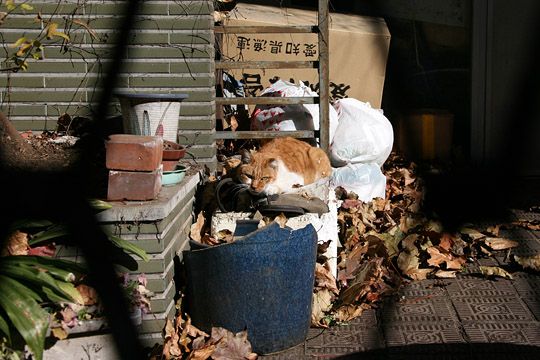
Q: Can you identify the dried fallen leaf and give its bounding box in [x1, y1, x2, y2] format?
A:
[427, 247, 465, 270]
[59, 306, 78, 328]
[274, 213, 288, 228]
[76, 284, 99, 306]
[486, 225, 500, 236]
[1, 230, 29, 256]
[187, 344, 216, 360]
[186, 323, 209, 339]
[513, 254, 540, 271]
[179, 315, 193, 353]
[201, 234, 222, 246]
[333, 303, 370, 323]
[370, 232, 401, 258]
[483, 237, 519, 250]
[439, 233, 455, 252]
[512, 220, 540, 231]
[210, 327, 258, 360]
[434, 270, 457, 278]
[51, 327, 68, 340]
[315, 263, 339, 294]
[190, 212, 206, 242]
[460, 227, 486, 241]
[401, 234, 419, 252]
[479, 266, 513, 279]
[426, 246, 447, 267]
[311, 289, 334, 326]
[216, 229, 234, 243]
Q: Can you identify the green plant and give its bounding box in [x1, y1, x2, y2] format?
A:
[0, 199, 149, 360]
[119, 273, 153, 315]
[0, 256, 86, 360]
[1, 0, 97, 73]
[0, 336, 20, 360]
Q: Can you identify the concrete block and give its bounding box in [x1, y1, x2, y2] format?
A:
[107, 168, 162, 201]
[106, 134, 163, 172]
[43, 334, 120, 360]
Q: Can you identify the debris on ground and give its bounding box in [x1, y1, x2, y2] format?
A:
[189, 148, 538, 336]
[311, 152, 536, 327]
[151, 306, 258, 360]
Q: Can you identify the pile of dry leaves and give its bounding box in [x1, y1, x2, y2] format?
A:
[179, 151, 539, 355]
[312, 152, 540, 327]
[150, 308, 257, 360]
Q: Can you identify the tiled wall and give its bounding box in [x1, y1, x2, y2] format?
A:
[0, 0, 216, 169]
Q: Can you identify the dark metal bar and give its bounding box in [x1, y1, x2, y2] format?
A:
[215, 25, 317, 34]
[470, 0, 489, 165]
[318, 0, 330, 152]
[216, 96, 319, 105]
[216, 60, 319, 70]
[215, 130, 316, 140]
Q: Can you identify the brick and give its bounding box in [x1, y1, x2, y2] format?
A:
[107, 168, 162, 201]
[106, 134, 163, 171]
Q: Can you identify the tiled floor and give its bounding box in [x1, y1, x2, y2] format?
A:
[260, 209, 540, 359]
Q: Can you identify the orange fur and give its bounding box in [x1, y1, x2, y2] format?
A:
[237, 137, 331, 194]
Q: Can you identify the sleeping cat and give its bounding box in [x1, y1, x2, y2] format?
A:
[236, 137, 332, 195]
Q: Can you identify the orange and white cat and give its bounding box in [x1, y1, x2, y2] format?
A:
[236, 137, 332, 195]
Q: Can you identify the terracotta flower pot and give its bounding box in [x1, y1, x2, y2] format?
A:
[162, 140, 186, 161]
[162, 160, 179, 172]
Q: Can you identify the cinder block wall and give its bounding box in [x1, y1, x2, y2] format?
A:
[0, 0, 216, 169]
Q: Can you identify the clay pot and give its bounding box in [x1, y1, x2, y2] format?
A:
[162, 160, 179, 172]
[162, 140, 186, 161]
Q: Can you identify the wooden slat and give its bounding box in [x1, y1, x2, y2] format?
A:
[215, 60, 318, 70]
[215, 97, 319, 106]
[214, 25, 317, 34]
[215, 130, 316, 140]
[318, 0, 330, 152]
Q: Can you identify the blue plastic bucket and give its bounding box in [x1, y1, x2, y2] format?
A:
[184, 222, 317, 354]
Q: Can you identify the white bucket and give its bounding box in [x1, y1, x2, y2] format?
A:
[115, 92, 188, 143]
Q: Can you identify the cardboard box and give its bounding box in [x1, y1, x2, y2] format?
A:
[219, 4, 391, 108]
[397, 109, 454, 161]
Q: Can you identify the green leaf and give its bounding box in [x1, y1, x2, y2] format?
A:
[20, 3, 33, 11]
[9, 219, 54, 232]
[2, 256, 86, 282]
[0, 275, 48, 360]
[27, 224, 70, 246]
[0, 263, 82, 304]
[9, 37, 27, 48]
[89, 199, 112, 211]
[0, 312, 11, 343]
[108, 235, 149, 262]
[6, 0, 16, 11]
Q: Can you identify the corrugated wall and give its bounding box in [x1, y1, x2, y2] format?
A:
[0, 0, 216, 169]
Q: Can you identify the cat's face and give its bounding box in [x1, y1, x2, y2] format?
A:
[237, 162, 277, 194]
[237, 151, 278, 194]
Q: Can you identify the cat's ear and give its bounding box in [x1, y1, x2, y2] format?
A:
[267, 158, 278, 169]
[240, 149, 252, 164]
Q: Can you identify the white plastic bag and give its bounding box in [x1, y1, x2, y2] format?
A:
[330, 98, 394, 167]
[250, 80, 338, 142]
[331, 162, 387, 201]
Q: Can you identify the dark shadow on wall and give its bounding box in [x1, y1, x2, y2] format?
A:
[0, 1, 147, 359]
